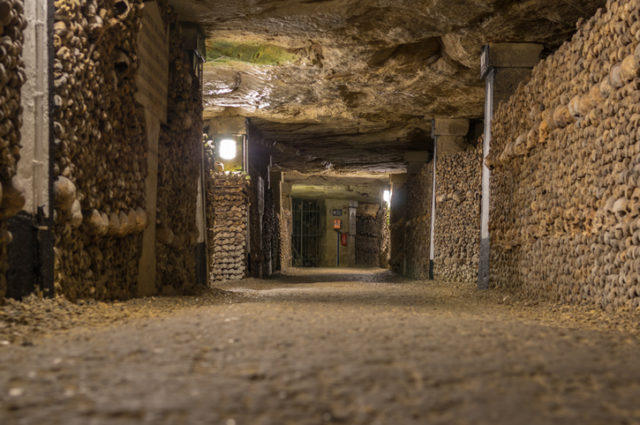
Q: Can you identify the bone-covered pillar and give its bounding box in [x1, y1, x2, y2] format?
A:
[431, 118, 470, 280]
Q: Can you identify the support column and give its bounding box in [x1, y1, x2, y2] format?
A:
[403, 151, 429, 278]
[135, 1, 169, 296]
[389, 174, 407, 275]
[281, 180, 292, 270]
[348, 200, 357, 266]
[430, 118, 470, 280]
[478, 43, 543, 290]
[7, 0, 53, 298]
[195, 141, 207, 285]
[270, 170, 282, 272]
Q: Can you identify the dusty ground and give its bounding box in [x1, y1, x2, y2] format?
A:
[0, 268, 639, 425]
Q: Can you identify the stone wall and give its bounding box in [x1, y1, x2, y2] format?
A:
[155, 15, 202, 294]
[52, 0, 147, 300]
[404, 165, 432, 279]
[319, 199, 351, 267]
[280, 188, 292, 270]
[488, 0, 640, 309]
[247, 126, 276, 277]
[0, 0, 27, 299]
[379, 207, 390, 268]
[435, 147, 481, 283]
[356, 203, 383, 267]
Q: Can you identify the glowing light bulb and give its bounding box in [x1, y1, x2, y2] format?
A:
[383, 190, 391, 204]
[219, 138, 237, 160]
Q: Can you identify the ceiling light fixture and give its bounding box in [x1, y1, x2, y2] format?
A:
[219, 138, 237, 160]
[383, 189, 391, 204]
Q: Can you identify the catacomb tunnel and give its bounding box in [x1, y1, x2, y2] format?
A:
[0, 0, 639, 423]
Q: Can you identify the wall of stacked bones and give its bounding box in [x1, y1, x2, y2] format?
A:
[403, 165, 433, 279]
[53, 0, 147, 300]
[0, 0, 26, 299]
[355, 203, 385, 267]
[205, 156, 249, 282]
[488, 0, 640, 309]
[52, 0, 201, 300]
[155, 15, 202, 294]
[434, 147, 481, 283]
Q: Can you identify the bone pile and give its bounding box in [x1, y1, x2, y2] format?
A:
[207, 171, 249, 282]
[403, 165, 433, 278]
[0, 0, 26, 299]
[155, 13, 202, 293]
[52, 0, 148, 300]
[356, 203, 384, 267]
[435, 146, 482, 283]
[488, 0, 640, 309]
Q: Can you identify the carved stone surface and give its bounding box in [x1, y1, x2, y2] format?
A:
[172, 0, 604, 171]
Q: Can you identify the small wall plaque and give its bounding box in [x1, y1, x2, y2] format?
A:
[332, 209, 342, 216]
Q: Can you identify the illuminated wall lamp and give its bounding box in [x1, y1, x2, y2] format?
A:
[383, 189, 391, 204]
[218, 138, 237, 160]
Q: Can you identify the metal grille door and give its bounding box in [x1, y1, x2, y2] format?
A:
[292, 199, 321, 267]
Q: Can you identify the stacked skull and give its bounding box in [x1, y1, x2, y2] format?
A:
[488, 0, 640, 310]
[206, 165, 249, 282]
[0, 0, 26, 299]
[52, 0, 147, 300]
[435, 144, 482, 283]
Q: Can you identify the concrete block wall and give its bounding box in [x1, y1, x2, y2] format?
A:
[488, 0, 640, 309]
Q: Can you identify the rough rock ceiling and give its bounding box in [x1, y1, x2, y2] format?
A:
[171, 0, 605, 173]
[286, 171, 388, 202]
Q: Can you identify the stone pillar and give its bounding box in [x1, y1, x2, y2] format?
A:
[135, 1, 169, 296]
[478, 43, 542, 290]
[195, 141, 207, 285]
[402, 151, 430, 278]
[6, 0, 53, 298]
[431, 118, 470, 280]
[389, 174, 407, 275]
[271, 171, 282, 272]
[404, 151, 429, 175]
[281, 180, 293, 270]
[348, 200, 357, 266]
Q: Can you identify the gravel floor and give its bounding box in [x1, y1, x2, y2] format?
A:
[0, 268, 639, 425]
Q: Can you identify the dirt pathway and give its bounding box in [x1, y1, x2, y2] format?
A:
[0, 268, 639, 424]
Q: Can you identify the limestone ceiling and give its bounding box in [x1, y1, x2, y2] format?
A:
[170, 0, 605, 173]
[286, 172, 389, 203]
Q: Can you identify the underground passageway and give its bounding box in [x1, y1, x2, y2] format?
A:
[1, 269, 639, 425]
[2, 0, 640, 423]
